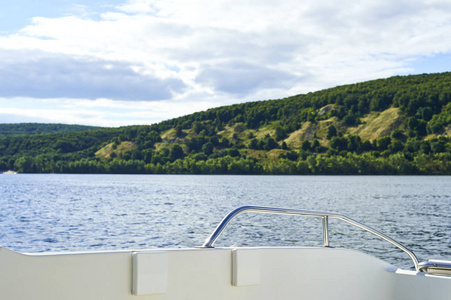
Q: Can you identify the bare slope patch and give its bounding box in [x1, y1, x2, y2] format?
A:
[285, 121, 316, 149]
[95, 141, 136, 159]
[350, 108, 405, 141]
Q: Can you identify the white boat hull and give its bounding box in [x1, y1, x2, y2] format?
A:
[1, 246, 450, 300]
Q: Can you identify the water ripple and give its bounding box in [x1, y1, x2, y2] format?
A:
[0, 175, 449, 270]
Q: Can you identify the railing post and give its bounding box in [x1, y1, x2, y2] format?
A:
[322, 216, 329, 247]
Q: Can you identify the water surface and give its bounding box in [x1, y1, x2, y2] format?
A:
[0, 174, 449, 269]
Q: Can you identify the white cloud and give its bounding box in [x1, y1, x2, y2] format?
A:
[0, 49, 185, 100]
[1, 0, 451, 125]
[197, 60, 302, 96]
[0, 96, 219, 127]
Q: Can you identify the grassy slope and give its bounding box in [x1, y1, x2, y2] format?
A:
[95, 141, 136, 159]
[349, 108, 406, 141]
[93, 105, 439, 159]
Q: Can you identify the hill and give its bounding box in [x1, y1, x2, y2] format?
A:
[1, 72, 451, 175]
[0, 123, 102, 136]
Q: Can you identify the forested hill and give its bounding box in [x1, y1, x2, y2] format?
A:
[1, 72, 451, 175]
[0, 123, 101, 136]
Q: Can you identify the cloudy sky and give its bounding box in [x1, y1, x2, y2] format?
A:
[1, 0, 451, 127]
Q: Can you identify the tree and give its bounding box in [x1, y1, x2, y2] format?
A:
[264, 138, 278, 150]
[407, 117, 427, 137]
[326, 125, 337, 139]
[431, 138, 446, 153]
[301, 140, 311, 151]
[0, 159, 7, 171]
[376, 136, 391, 151]
[285, 151, 298, 161]
[311, 139, 320, 152]
[202, 142, 214, 156]
[14, 156, 34, 173]
[390, 129, 405, 140]
[330, 137, 347, 152]
[221, 138, 230, 148]
[343, 111, 357, 126]
[170, 145, 184, 161]
[248, 139, 259, 150]
[275, 126, 287, 141]
[346, 135, 362, 153]
[175, 125, 183, 137]
[193, 122, 203, 134]
[389, 140, 404, 153]
[228, 148, 240, 157]
[131, 150, 143, 160]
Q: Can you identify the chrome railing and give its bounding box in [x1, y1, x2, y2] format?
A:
[418, 260, 451, 276]
[200, 206, 420, 271]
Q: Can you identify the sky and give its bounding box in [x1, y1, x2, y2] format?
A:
[1, 0, 451, 127]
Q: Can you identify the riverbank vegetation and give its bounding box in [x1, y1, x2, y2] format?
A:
[1, 72, 451, 175]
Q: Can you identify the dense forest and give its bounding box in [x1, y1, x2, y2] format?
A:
[0, 123, 101, 136]
[1, 72, 451, 175]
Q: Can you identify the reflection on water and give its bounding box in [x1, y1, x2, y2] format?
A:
[0, 174, 450, 269]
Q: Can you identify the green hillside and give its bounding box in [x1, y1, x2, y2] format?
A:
[0, 123, 101, 136]
[1, 72, 451, 175]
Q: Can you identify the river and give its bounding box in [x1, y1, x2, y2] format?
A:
[0, 174, 449, 269]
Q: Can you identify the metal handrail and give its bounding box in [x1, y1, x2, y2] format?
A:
[200, 206, 420, 271]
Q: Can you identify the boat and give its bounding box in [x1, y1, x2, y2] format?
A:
[0, 205, 450, 299]
[2, 170, 17, 174]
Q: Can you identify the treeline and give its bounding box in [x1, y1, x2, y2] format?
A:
[5, 151, 450, 175]
[4, 130, 450, 175]
[0, 123, 101, 136]
[0, 127, 122, 171]
[1, 72, 451, 175]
